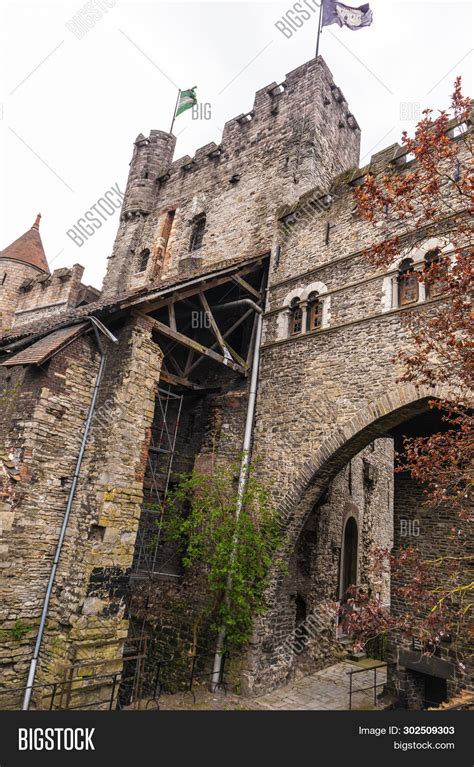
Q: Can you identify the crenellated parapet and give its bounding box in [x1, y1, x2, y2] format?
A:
[12, 264, 101, 329]
[275, 105, 472, 255]
[102, 56, 361, 300]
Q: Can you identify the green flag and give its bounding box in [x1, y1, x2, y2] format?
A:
[176, 87, 197, 117]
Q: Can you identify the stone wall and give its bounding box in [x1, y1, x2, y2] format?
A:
[102, 57, 360, 299]
[389, 473, 472, 708]
[0, 333, 100, 705]
[0, 314, 162, 708]
[0, 53, 469, 708]
[125, 362, 252, 686]
[240, 129, 467, 691]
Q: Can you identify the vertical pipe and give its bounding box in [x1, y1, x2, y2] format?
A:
[211, 306, 264, 688]
[22, 321, 117, 710]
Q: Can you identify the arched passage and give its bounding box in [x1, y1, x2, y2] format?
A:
[245, 383, 458, 698]
[274, 383, 453, 557]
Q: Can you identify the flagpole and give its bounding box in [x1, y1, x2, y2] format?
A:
[169, 89, 181, 135]
[315, 1, 324, 57]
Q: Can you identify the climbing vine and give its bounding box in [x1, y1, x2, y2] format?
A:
[161, 460, 284, 650]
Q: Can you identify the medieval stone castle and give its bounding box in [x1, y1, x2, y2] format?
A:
[0, 55, 470, 710]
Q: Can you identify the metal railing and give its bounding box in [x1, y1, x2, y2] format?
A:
[1, 670, 129, 711]
[0, 638, 148, 711]
[347, 662, 389, 710]
[142, 650, 230, 709]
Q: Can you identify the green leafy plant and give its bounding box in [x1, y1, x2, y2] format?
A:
[160, 460, 284, 651]
[0, 620, 32, 641]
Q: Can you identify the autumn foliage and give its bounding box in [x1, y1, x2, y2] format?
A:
[340, 80, 473, 672]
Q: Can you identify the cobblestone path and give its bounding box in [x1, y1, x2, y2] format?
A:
[253, 661, 387, 711]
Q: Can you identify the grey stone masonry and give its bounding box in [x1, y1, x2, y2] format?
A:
[102, 57, 360, 299]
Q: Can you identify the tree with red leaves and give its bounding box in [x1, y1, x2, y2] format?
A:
[340, 80, 473, 682]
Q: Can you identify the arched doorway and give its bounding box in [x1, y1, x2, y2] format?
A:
[246, 387, 465, 699]
[340, 517, 358, 601]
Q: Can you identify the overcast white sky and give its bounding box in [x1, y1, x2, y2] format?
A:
[0, 0, 472, 288]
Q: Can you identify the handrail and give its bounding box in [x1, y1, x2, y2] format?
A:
[347, 661, 387, 675]
[347, 662, 390, 710]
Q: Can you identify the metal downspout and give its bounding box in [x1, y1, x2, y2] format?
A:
[213, 298, 262, 314]
[22, 318, 117, 710]
[211, 303, 264, 688]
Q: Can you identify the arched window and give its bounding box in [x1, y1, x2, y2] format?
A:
[398, 258, 418, 306]
[138, 248, 150, 272]
[189, 214, 206, 251]
[306, 291, 322, 332]
[293, 593, 308, 652]
[289, 297, 303, 335]
[424, 248, 447, 299]
[341, 517, 358, 601]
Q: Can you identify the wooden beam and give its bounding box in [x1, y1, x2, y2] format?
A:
[198, 292, 227, 354]
[160, 370, 209, 390]
[184, 347, 195, 375]
[186, 308, 253, 374]
[150, 317, 247, 375]
[168, 302, 177, 331]
[138, 261, 264, 313]
[199, 291, 249, 369]
[166, 352, 184, 377]
[220, 341, 248, 371]
[232, 275, 262, 300]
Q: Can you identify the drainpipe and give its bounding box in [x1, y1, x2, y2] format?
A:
[22, 317, 118, 710]
[213, 298, 262, 314]
[211, 302, 264, 689]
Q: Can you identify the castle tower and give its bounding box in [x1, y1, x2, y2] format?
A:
[0, 214, 49, 336]
[103, 130, 176, 298]
[102, 56, 361, 299]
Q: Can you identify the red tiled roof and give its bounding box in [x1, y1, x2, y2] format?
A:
[0, 322, 89, 366]
[0, 214, 49, 272]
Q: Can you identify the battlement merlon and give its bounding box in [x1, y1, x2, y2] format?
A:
[103, 55, 361, 299]
[119, 56, 360, 216]
[277, 108, 473, 224]
[12, 264, 101, 330]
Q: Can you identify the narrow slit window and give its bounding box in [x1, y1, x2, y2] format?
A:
[138, 248, 150, 272]
[160, 210, 175, 254]
[189, 214, 206, 252]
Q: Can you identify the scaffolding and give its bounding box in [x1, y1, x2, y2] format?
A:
[131, 386, 183, 577]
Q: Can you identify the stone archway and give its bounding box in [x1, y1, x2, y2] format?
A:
[275, 383, 452, 556]
[245, 383, 455, 696]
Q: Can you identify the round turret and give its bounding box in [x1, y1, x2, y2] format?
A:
[0, 214, 49, 335]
